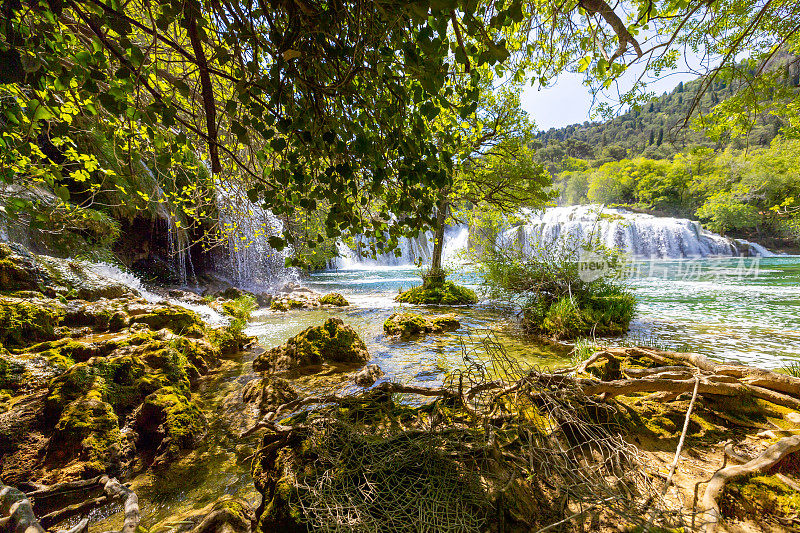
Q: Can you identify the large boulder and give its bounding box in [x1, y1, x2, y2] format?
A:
[253, 318, 369, 373]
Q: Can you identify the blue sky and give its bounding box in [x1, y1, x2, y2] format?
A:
[522, 43, 713, 131]
[521, 70, 702, 131]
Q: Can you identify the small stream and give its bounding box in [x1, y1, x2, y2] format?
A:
[94, 257, 800, 530]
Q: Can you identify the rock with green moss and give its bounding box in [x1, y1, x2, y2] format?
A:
[46, 392, 122, 476]
[0, 296, 65, 347]
[383, 312, 460, 337]
[721, 473, 800, 524]
[318, 293, 349, 306]
[0, 351, 27, 392]
[395, 281, 478, 305]
[128, 305, 205, 334]
[136, 385, 206, 464]
[270, 299, 306, 312]
[253, 318, 369, 373]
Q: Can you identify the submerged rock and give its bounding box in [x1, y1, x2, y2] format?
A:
[242, 376, 299, 414]
[253, 318, 369, 373]
[353, 364, 384, 387]
[383, 312, 460, 337]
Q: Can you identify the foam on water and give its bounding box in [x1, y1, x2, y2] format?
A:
[86, 262, 227, 326]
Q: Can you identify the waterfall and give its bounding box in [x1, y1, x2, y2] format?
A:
[332, 225, 469, 269]
[331, 205, 775, 269]
[214, 181, 297, 288]
[500, 205, 775, 258]
[86, 261, 227, 325]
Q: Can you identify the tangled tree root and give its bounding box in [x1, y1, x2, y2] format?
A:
[0, 476, 140, 533]
[701, 435, 800, 533]
[246, 340, 800, 532]
[248, 337, 684, 532]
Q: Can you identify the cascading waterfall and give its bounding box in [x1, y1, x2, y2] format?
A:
[331, 205, 774, 268]
[500, 205, 775, 258]
[332, 225, 470, 269]
[214, 180, 297, 288]
[86, 261, 227, 325]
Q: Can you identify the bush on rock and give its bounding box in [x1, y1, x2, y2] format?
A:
[395, 281, 478, 305]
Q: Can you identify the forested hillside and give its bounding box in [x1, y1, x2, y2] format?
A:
[534, 54, 800, 252]
[535, 54, 800, 165]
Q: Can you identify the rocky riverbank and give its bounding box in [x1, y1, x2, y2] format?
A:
[1, 242, 799, 533]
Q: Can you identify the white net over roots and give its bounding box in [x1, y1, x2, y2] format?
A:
[274, 335, 683, 532]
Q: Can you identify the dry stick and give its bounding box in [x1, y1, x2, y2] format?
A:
[700, 434, 800, 533]
[644, 375, 700, 531]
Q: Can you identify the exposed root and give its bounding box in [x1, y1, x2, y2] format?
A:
[0, 477, 140, 533]
[701, 435, 800, 533]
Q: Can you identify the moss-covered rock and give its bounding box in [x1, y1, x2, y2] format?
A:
[383, 312, 460, 337]
[270, 299, 305, 312]
[253, 318, 369, 373]
[721, 473, 800, 524]
[0, 352, 26, 392]
[318, 293, 349, 306]
[0, 296, 65, 347]
[207, 326, 256, 356]
[136, 385, 206, 463]
[62, 299, 131, 331]
[395, 281, 478, 305]
[129, 306, 204, 334]
[46, 393, 122, 475]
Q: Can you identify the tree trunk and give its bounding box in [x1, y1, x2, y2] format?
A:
[428, 199, 448, 287]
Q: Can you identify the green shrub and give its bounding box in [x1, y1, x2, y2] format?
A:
[479, 240, 635, 340]
[395, 281, 478, 305]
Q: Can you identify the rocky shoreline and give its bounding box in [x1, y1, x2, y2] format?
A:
[1, 243, 799, 533]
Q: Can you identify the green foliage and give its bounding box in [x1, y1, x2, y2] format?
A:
[222, 295, 258, 330]
[479, 241, 635, 340]
[780, 361, 800, 378]
[696, 190, 760, 234]
[395, 282, 478, 306]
